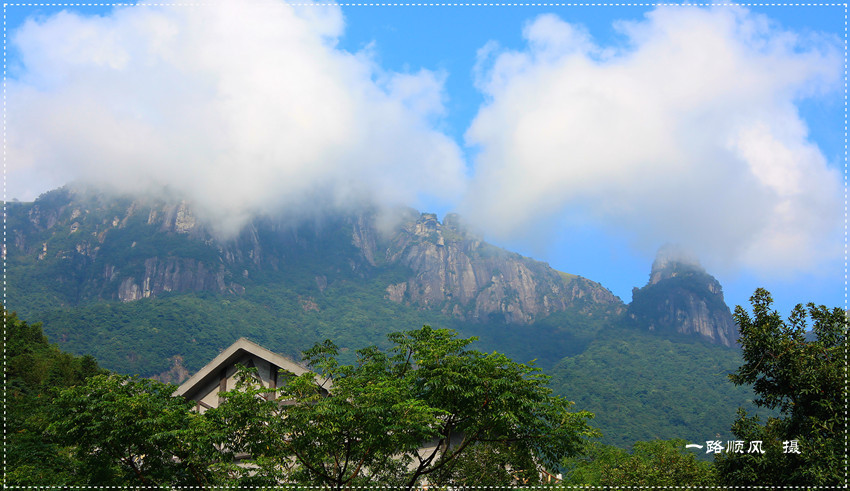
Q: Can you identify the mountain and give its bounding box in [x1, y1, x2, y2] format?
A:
[627, 245, 738, 347]
[8, 187, 621, 324]
[6, 186, 762, 449]
[6, 186, 627, 378]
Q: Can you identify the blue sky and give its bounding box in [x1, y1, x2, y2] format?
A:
[5, 2, 845, 318]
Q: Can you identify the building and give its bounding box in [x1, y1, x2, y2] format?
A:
[173, 337, 321, 412]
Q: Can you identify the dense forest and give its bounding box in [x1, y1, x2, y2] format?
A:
[5, 289, 845, 486]
[9, 284, 764, 450]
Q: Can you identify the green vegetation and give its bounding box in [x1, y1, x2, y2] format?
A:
[7, 288, 843, 487]
[548, 324, 766, 448]
[15, 275, 763, 456]
[48, 374, 207, 485]
[560, 439, 718, 486]
[455, 305, 610, 370]
[28, 278, 457, 377]
[10, 272, 765, 456]
[557, 270, 578, 281]
[8, 189, 840, 483]
[5, 308, 106, 485]
[714, 289, 845, 486]
[244, 326, 595, 487]
[19, 324, 597, 487]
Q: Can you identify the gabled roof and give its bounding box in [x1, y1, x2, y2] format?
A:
[173, 337, 313, 399]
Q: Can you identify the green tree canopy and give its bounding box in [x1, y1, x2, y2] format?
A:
[207, 326, 599, 488]
[560, 439, 717, 486]
[4, 307, 105, 485]
[47, 374, 215, 486]
[205, 326, 596, 488]
[39, 325, 597, 487]
[715, 288, 846, 485]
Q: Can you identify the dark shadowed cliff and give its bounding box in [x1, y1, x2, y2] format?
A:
[627, 246, 738, 347]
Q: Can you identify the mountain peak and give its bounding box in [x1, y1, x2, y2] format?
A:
[629, 246, 738, 347]
[649, 244, 704, 285]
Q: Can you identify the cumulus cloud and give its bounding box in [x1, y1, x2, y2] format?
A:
[8, 0, 466, 235]
[463, 7, 842, 276]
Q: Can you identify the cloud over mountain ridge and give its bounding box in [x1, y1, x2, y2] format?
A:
[7, 2, 843, 279]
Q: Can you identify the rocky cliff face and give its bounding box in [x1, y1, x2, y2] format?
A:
[8, 187, 623, 324]
[9, 189, 239, 303]
[116, 257, 229, 302]
[371, 211, 622, 324]
[627, 246, 738, 347]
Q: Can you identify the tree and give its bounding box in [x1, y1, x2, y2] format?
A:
[47, 374, 216, 486]
[212, 326, 599, 488]
[381, 327, 597, 487]
[197, 365, 299, 485]
[560, 440, 717, 486]
[714, 288, 845, 485]
[4, 307, 105, 485]
[38, 325, 597, 487]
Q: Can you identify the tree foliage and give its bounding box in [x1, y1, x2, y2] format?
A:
[47, 374, 216, 486]
[4, 307, 105, 485]
[210, 326, 599, 488]
[548, 324, 762, 448]
[714, 288, 846, 485]
[26, 324, 597, 487]
[560, 439, 717, 486]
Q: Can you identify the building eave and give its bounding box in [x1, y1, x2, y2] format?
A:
[173, 337, 314, 400]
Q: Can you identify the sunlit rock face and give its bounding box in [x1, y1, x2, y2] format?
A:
[365, 210, 623, 324]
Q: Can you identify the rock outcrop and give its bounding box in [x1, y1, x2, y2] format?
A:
[375, 211, 622, 324]
[627, 245, 738, 347]
[9, 188, 240, 303]
[151, 355, 191, 384]
[116, 257, 229, 302]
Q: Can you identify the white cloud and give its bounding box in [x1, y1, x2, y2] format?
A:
[463, 7, 842, 276]
[8, 0, 466, 235]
